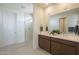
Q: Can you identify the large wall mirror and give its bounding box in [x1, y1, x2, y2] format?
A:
[48, 8, 79, 34]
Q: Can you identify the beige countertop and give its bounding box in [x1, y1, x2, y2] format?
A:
[39, 32, 79, 43]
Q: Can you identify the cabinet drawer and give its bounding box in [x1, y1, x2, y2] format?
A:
[39, 35, 50, 40]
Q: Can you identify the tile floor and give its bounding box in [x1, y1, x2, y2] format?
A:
[0, 40, 50, 55]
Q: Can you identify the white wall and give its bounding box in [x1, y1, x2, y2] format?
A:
[33, 4, 40, 49]
[0, 4, 33, 47]
[68, 15, 78, 27]
[49, 17, 59, 31]
[33, 4, 49, 49]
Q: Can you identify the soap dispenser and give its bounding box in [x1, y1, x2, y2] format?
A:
[40, 25, 43, 32]
[46, 26, 48, 31]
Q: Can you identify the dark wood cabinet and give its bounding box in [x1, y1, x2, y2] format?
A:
[76, 43, 79, 54]
[51, 41, 60, 54]
[59, 44, 76, 55]
[39, 35, 50, 52]
[51, 38, 76, 55]
[51, 40, 76, 55]
[38, 34, 78, 55]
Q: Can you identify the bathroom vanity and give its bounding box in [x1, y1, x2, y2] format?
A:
[38, 7, 79, 55]
[38, 32, 79, 55]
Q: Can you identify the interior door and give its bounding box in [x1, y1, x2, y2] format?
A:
[59, 17, 66, 33]
[24, 14, 33, 41]
[3, 11, 16, 45]
[0, 10, 3, 45]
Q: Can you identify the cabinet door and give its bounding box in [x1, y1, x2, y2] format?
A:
[59, 44, 76, 55]
[76, 43, 79, 54]
[51, 41, 76, 55]
[39, 37, 50, 52]
[51, 41, 60, 55]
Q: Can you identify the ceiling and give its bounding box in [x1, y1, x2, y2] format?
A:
[0, 3, 33, 13]
[35, 3, 59, 9]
